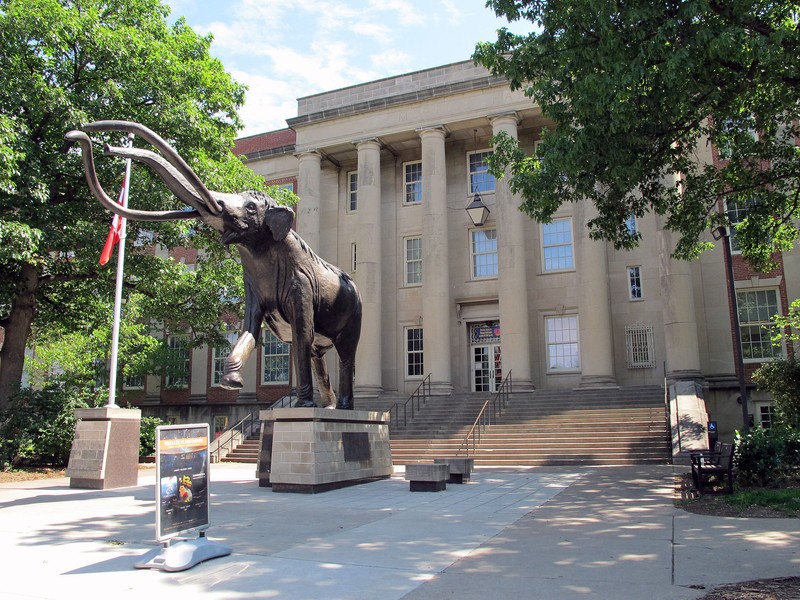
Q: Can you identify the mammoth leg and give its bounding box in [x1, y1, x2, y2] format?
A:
[291, 303, 318, 408]
[220, 331, 256, 390]
[311, 353, 336, 408]
[334, 317, 361, 411]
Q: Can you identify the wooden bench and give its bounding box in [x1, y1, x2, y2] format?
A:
[405, 463, 449, 492]
[433, 457, 474, 484]
[691, 442, 734, 494]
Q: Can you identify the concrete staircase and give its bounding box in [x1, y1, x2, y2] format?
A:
[387, 387, 671, 467]
[219, 433, 260, 464]
[215, 386, 671, 467]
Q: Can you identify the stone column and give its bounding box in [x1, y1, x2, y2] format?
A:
[296, 150, 322, 252]
[658, 218, 702, 380]
[354, 139, 383, 396]
[490, 114, 534, 391]
[577, 201, 617, 387]
[419, 127, 453, 395]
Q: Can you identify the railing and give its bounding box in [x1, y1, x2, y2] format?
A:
[209, 409, 262, 463]
[458, 371, 513, 456]
[390, 374, 431, 430]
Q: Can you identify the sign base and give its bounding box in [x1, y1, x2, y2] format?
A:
[134, 533, 231, 572]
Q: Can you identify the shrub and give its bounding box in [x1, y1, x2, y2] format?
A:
[139, 416, 168, 456]
[735, 426, 800, 487]
[0, 385, 99, 469]
[752, 358, 800, 428]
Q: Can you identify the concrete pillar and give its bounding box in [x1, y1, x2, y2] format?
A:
[658, 218, 703, 380]
[296, 150, 322, 252]
[419, 126, 453, 395]
[490, 114, 534, 391]
[354, 139, 383, 397]
[577, 201, 617, 387]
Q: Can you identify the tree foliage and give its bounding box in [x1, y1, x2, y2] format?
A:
[474, 0, 800, 266]
[0, 0, 272, 409]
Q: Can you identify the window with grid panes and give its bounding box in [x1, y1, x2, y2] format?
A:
[404, 161, 422, 205]
[347, 171, 358, 212]
[468, 151, 495, 194]
[736, 289, 783, 361]
[405, 237, 422, 285]
[542, 219, 574, 271]
[471, 228, 498, 279]
[546, 315, 580, 371]
[406, 327, 424, 377]
[262, 328, 290, 384]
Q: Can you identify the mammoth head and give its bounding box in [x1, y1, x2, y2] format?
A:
[216, 190, 295, 245]
[64, 120, 294, 243]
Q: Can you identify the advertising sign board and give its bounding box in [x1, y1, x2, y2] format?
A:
[155, 423, 210, 541]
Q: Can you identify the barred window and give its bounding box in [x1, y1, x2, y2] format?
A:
[625, 323, 655, 369]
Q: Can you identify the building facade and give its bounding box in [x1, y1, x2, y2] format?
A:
[134, 60, 795, 441]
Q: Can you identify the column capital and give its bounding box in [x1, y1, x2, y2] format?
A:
[353, 138, 381, 151]
[416, 125, 447, 139]
[295, 149, 321, 160]
[489, 112, 520, 129]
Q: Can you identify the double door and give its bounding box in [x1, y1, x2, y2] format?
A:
[472, 343, 502, 393]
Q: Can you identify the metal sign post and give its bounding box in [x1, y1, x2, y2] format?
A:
[135, 423, 231, 571]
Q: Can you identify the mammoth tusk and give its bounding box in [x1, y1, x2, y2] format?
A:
[65, 130, 201, 222]
[82, 120, 222, 215]
[103, 144, 208, 213]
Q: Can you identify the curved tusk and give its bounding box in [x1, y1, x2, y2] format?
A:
[65, 130, 200, 222]
[82, 120, 222, 215]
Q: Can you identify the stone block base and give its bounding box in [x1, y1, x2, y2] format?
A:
[66, 407, 141, 489]
[434, 457, 474, 483]
[405, 463, 449, 492]
[259, 408, 391, 494]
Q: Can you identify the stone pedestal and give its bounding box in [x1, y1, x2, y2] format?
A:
[66, 407, 141, 489]
[258, 408, 392, 493]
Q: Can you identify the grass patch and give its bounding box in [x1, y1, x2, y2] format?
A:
[727, 488, 800, 516]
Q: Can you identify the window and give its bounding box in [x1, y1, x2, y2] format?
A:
[726, 198, 759, 253]
[404, 161, 422, 205]
[213, 415, 228, 438]
[351, 242, 357, 272]
[625, 214, 637, 236]
[165, 334, 189, 389]
[625, 323, 655, 368]
[628, 266, 643, 300]
[212, 331, 239, 386]
[542, 219, 574, 271]
[468, 150, 495, 194]
[123, 373, 144, 389]
[347, 171, 358, 212]
[262, 328, 291, 384]
[406, 327, 424, 377]
[546, 315, 580, 371]
[736, 289, 783, 362]
[757, 404, 776, 429]
[404, 237, 422, 285]
[471, 228, 498, 279]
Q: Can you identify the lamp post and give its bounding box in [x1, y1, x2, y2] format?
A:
[712, 225, 750, 430]
[466, 192, 490, 226]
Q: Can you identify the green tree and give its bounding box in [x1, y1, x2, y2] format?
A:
[0, 0, 269, 410]
[474, 1, 799, 266]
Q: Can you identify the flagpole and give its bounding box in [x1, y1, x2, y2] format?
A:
[106, 133, 134, 408]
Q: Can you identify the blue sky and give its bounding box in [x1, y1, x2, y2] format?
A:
[164, 0, 532, 137]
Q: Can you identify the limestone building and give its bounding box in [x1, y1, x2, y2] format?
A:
[137, 60, 795, 443]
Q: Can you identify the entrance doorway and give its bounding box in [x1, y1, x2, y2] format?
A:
[470, 321, 502, 392]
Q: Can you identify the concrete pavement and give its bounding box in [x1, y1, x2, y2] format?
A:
[0, 463, 797, 599]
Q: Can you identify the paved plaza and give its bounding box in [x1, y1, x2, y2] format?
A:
[0, 463, 797, 599]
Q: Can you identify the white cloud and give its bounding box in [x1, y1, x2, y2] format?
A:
[350, 21, 393, 42]
[369, 49, 412, 72]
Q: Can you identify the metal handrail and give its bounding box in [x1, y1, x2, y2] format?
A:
[390, 374, 431, 430]
[210, 408, 262, 463]
[458, 370, 513, 456]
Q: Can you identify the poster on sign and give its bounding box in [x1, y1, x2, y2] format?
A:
[155, 424, 210, 541]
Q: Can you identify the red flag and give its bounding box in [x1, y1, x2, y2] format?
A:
[99, 177, 127, 265]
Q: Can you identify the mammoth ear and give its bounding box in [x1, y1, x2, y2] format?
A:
[265, 205, 295, 241]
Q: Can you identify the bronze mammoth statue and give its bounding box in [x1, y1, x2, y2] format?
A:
[65, 121, 361, 409]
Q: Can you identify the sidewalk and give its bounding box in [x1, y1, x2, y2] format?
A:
[0, 463, 797, 599]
